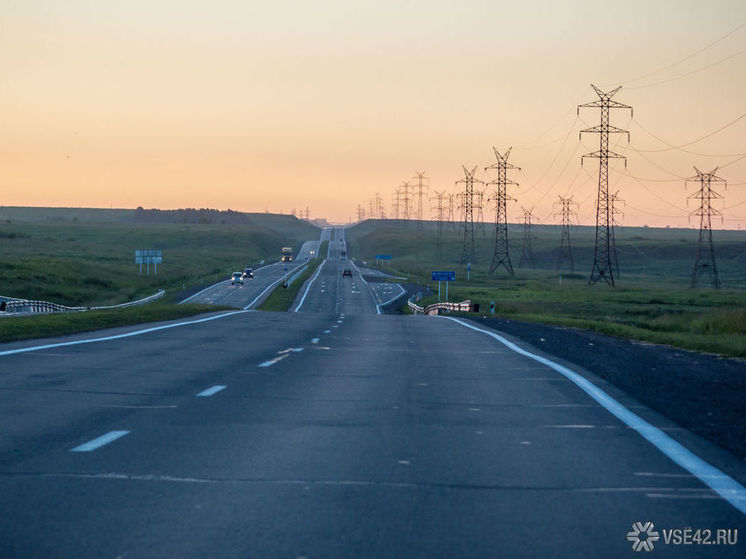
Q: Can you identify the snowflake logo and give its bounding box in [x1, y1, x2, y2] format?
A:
[627, 521, 660, 552]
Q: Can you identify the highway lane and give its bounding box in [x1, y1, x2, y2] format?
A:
[0, 227, 744, 557]
[184, 230, 330, 309]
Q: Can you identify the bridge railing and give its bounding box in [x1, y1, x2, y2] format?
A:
[408, 297, 476, 316]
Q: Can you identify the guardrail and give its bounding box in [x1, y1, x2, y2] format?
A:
[0, 290, 165, 315]
[408, 297, 476, 316]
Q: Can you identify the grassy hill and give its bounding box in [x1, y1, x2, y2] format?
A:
[0, 208, 319, 306]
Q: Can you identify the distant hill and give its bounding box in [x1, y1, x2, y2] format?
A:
[0, 206, 319, 238]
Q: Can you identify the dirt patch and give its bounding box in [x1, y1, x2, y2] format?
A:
[469, 316, 746, 461]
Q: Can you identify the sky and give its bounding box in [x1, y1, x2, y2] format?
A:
[1, 0, 745, 227]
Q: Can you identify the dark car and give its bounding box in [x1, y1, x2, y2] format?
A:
[342, 269, 352, 277]
[243, 268, 254, 279]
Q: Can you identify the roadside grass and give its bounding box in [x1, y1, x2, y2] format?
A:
[348, 221, 746, 357]
[258, 241, 329, 312]
[0, 217, 317, 307]
[0, 302, 230, 344]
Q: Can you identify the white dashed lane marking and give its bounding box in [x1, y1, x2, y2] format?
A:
[71, 430, 130, 452]
[196, 385, 227, 397]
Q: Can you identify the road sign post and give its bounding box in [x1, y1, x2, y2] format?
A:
[135, 250, 163, 276]
[431, 271, 456, 302]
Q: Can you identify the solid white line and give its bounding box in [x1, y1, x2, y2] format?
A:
[196, 385, 227, 397]
[244, 275, 288, 310]
[443, 316, 746, 515]
[0, 311, 247, 357]
[351, 262, 381, 315]
[294, 259, 326, 312]
[71, 430, 130, 452]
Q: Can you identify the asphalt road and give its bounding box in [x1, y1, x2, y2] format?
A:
[0, 227, 744, 557]
[183, 229, 330, 309]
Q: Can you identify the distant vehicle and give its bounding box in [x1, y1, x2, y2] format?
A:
[340, 250, 347, 261]
[242, 268, 254, 279]
[310, 249, 316, 257]
[281, 247, 293, 262]
[231, 272, 244, 285]
[342, 269, 353, 277]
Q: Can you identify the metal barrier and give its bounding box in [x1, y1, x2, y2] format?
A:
[408, 297, 474, 316]
[0, 290, 165, 315]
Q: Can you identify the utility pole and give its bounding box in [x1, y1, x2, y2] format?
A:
[610, 190, 625, 279]
[578, 84, 631, 286]
[456, 165, 483, 266]
[475, 190, 486, 237]
[432, 190, 447, 261]
[413, 171, 429, 231]
[392, 188, 400, 223]
[400, 181, 412, 226]
[485, 146, 519, 275]
[687, 167, 725, 290]
[518, 207, 538, 268]
[554, 195, 578, 272]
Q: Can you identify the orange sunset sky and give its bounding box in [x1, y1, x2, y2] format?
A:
[1, 1, 745, 228]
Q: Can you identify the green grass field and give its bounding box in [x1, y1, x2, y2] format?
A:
[348, 220, 746, 356]
[0, 302, 235, 344]
[0, 209, 319, 307]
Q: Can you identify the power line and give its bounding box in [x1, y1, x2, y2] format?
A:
[627, 45, 746, 90]
[630, 114, 746, 155]
[613, 21, 746, 86]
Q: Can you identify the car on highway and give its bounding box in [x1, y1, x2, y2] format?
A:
[242, 268, 254, 279]
[342, 269, 353, 277]
[230, 272, 244, 285]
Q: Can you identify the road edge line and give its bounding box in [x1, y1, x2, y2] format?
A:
[442, 315, 746, 516]
[0, 311, 247, 357]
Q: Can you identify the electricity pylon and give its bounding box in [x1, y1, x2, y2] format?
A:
[687, 167, 725, 290]
[475, 190, 486, 237]
[413, 171, 429, 231]
[400, 181, 412, 226]
[456, 165, 483, 266]
[610, 190, 625, 278]
[518, 207, 538, 268]
[356, 205, 366, 222]
[578, 84, 632, 286]
[432, 190, 447, 261]
[485, 146, 519, 275]
[554, 196, 578, 272]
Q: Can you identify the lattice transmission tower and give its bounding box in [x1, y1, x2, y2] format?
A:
[475, 190, 486, 237]
[609, 190, 625, 279]
[518, 207, 538, 268]
[554, 196, 578, 272]
[400, 181, 412, 226]
[485, 147, 519, 275]
[687, 167, 726, 290]
[432, 190, 447, 261]
[413, 171, 429, 231]
[356, 204, 366, 222]
[578, 85, 632, 286]
[456, 165, 483, 266]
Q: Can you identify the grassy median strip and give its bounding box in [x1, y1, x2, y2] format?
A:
[258, 241, 329, 312]
[0, 302, 230, 343]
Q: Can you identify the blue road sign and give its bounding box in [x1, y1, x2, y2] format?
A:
[375, 254, 392, 260]
[431, 271, 456, 282]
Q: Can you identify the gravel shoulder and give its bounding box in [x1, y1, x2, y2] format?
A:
[467, 316, 746, 461]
